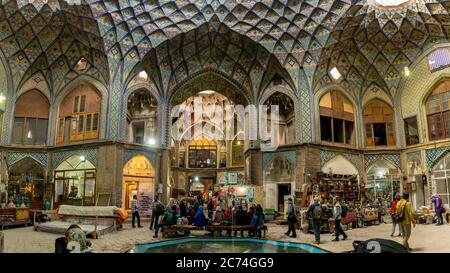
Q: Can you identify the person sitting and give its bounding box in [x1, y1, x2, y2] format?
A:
[235, 205, 248, 237]
[250, 205, 265, 238]
[193, 207, 210, 227]
[55, 224, 92, 253]
[186, 204, 195, 225]
[153, 206, 177, 238]
[224, 205, 236, 236]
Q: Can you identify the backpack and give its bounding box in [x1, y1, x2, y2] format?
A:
[341, 205, 348, 218]
[396, 203, 407, 222]
[155, 203, 164, 214]
[312, 205, 323, 220]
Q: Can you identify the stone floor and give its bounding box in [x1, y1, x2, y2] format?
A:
[2, 220, 450, 253]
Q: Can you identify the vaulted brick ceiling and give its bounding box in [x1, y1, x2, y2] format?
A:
[0, 0, 448, 97]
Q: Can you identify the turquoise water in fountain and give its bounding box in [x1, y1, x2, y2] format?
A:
[131, 238, 329, 253]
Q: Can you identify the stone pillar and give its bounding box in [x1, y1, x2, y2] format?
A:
[300, 145, 321, 188]
[0, 150, 8, 207]
[159, 149, 171, 204]
[97, 144, 123, 207]
[248, 149, 263, 186]
[0, 231, 3, 253]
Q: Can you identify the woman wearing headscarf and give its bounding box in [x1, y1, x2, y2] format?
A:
[250, 205, 265, 238]
[153, 206, 177, 238]
[194, 207, 210, 227]
[235, 205, 248, 237]
[432, 194, 445, 225]
[55, 224, 92, 253]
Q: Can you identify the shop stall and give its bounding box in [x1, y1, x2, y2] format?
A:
[8, 157, 46, 209]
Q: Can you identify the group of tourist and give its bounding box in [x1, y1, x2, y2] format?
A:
[129, 191, 446, 251]
[304, 196, 348, 245]
[136, 194, 266, 238]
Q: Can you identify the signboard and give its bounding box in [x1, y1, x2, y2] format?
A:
[226, 172, 238, 185]
[139, 191, 153, 217]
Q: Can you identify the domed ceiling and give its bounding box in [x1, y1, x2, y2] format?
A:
[0, 0, 448, 97]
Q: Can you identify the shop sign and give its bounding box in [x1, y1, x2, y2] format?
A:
[226, 172, 238, 185]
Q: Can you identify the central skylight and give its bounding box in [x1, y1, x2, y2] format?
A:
[375, 0, 410, 6]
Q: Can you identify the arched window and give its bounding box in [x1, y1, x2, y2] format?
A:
[54, 155, 96, 207]
[264, 92, 295, 145]
[363, 99, 395, 146]
[425, 80, 450, 141]
[12, 90, 49, 145]
[232, 138, 244, 166]
[57, 83, 101, 144]
[319, 90, 355, 145]
[188, 138, 217, 168]
[432, 154, 450, 208]
[127, 89, 158, 145]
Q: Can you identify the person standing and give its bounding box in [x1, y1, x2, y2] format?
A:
[307, 197, 322, 244]
[207, 196, 214, 220]
[131, 195, 143, 228]
[193, 197, 200, 215]
[380, 195, 387, 224]
[332, 196, 347, 241]
[250, 205, 265, 238]
[432, 194, 445, 225]
[179, 199, 187, 218]
[150, 197, 164, 230]
[285, 198, 297, 238]
[396, 192, 415, 251]
[390, 194, 402, 237]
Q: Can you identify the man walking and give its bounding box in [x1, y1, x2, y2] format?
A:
[150, 196, 164, 230]
[332, 196, 347, 241]
[131, 195, 143, 228]
[307, 197, 323, 244]
[397, 192, 415, 251]
[285, 198, 297, 238]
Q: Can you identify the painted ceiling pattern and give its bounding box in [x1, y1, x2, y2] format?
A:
[0, 0, 448, 99]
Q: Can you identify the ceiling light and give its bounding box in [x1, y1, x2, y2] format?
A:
[138, 70, 148, 81]
[80, 155, 86, 162]
[148, 138, 156, 145]
[330, 67, 342, 80]
[199, 90, 214, 94]
[404, 66, 410, 76]
[75, 57, 88, 71]
[195, 176, 199, 182]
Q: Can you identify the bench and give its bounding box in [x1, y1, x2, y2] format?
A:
[161, 224, 267, 238]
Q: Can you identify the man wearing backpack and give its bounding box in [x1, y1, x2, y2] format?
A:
[307, 197, 322, 244]
[332, 196, 348, 242]
[396, 192, 415, 251]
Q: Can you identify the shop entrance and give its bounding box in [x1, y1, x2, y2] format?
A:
[124, 182, 138, 210]
[277, 184, 291, 213]
[122, 155, 155, 216]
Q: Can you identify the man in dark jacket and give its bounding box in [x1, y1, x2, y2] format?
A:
[285, 198, 297, 238]
[307, 197, 323, 244]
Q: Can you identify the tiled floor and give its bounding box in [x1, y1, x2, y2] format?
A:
[2, 221, 449, 253]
